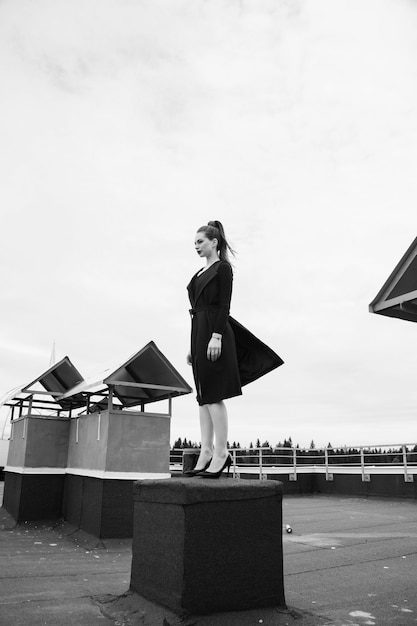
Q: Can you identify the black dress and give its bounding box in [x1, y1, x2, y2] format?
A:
[187, 260, 284, 406]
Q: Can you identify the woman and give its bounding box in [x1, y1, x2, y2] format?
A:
[186, 220, 240, 478]
[186, 220, 284, 479]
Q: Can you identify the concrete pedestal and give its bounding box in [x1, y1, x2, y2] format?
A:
[130, 477, 285, 615]
[63, 409, 170, 537]
[4, 410, 170, 536]
[3, 416, 70, 521]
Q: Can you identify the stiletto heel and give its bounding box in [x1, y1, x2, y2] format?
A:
[183, 458, 212, 477]
[198, 455, 232, 479]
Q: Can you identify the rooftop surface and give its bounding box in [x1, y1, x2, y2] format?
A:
[0, 484, 416, 625]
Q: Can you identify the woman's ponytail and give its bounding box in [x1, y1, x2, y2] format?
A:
[198, 220, 236, 264]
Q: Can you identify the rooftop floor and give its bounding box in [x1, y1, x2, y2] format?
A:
[282, 494, 417, 625]
[1, 483, 416, 625]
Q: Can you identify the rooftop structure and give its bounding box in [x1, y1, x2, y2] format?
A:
[369, 236, 417, 322]
[1, 341, 192, 419]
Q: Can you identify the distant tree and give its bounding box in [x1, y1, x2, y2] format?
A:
[171, 437, 201, 449]
[310, 440, 316, 449]
[256, 438, 261, 448]
[261, 440, 270, 448]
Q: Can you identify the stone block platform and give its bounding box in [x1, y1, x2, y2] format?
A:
[130, 477, 285, 615]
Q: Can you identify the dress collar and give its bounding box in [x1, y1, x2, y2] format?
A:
[188, 261, 220, 304]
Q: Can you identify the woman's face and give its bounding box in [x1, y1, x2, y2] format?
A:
[194, 231, 217, 259]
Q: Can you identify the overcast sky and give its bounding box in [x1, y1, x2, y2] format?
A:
[1, 0, 417, 449]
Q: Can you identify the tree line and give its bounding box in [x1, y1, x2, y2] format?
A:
[171, 436, 417, 465]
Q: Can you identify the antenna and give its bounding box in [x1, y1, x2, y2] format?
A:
[49, 341, 56, 367]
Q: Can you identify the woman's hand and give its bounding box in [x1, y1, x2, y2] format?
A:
[207, 335, 222, 361]
[186, 352, 192, 366]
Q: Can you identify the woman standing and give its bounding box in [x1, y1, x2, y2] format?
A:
[186, 220, 283, 478]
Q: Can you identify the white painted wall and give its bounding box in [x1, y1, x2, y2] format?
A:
[0, 439, 9, 466]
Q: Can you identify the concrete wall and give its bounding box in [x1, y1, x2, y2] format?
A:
[0, 439, 9, 467]
[63, 475, 136, 538]
[3, 416, 71, 520]
[67, 412, 108, 471]
[6, 419, 27, 468]
[4, 409, 171, 532]
[62, 409, 171, 537]
[66, 410, 170, 474]
[234, 468, 417, 500]
[314, 473, 417, 499]
[26, 417, 70, 468]
[4, 473, 66, 520]
[107, 412, 170, 473]
[7, 416, 70, 469]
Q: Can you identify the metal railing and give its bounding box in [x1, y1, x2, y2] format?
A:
[170, 443, 417, 482]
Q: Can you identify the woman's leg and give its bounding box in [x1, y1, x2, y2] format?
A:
[205, 401, 229, 473]
[194, 404, 214, 471]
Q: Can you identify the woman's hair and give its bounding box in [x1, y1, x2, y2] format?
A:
[197, 220, 236, 264]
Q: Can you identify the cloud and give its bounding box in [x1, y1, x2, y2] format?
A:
[1, 0, 417, 447]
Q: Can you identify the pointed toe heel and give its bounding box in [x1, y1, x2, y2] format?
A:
[199, 455, 233, 479]
[183, 458, 212, 477]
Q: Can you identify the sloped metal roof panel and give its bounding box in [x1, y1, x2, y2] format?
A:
[369, 237, 417, 322]
[22, 357, 85, 409]
[61, 342, 192, 408]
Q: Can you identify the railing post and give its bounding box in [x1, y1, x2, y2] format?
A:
[231, 449, 239, 478]
[289, 447, 297, 481]
[325, 447, 333, 481]
[402, 444, 414, 482]
[259, 448, 263, 480]
[360, 447, 370, 482]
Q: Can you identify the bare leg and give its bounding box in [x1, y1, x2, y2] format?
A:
[194, 405, 214, 471]
[205, 401, 229, 473]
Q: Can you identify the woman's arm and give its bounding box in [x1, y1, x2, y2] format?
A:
[212, 262, 233, 335]
[207, 262, 233, 361]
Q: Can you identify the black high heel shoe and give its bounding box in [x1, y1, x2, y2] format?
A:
[198, 455, 233, 479]
[183, 458, 212, 477]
